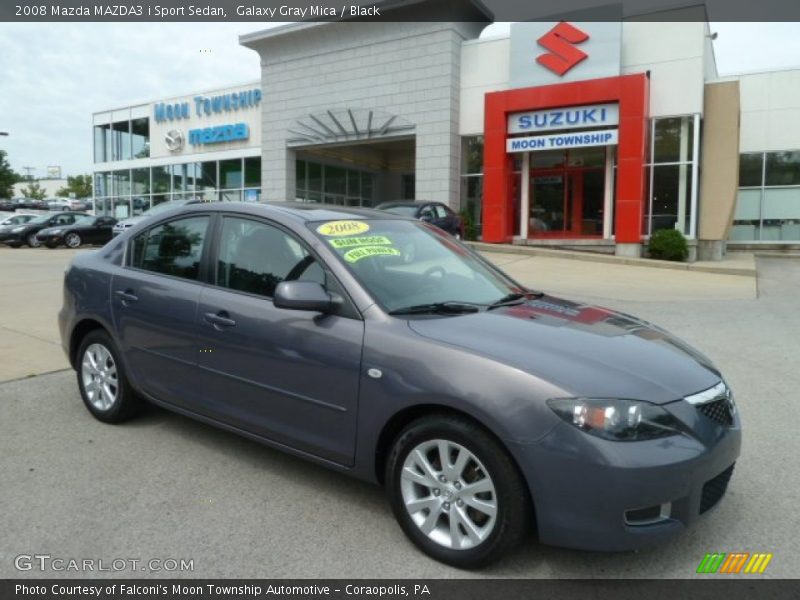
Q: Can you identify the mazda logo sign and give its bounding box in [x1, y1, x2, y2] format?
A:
[165, 129, 185, 152]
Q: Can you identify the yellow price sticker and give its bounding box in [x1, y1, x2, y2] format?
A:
[343, 246, 401, 263]
[329, 236, 392, 249]
[316, 220, 370, 236]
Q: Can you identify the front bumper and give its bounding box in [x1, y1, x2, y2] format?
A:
[36, 232, 64, 245]
[0, 231, 24, 243]
[511, 399, 742, 552]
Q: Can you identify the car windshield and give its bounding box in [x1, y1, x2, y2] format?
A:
[381, 205, 418, 217]
[310, 219, 523, 314]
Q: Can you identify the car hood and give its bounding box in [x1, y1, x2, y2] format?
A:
[115, 216, 145, 227]
[407, 295, 720, 404]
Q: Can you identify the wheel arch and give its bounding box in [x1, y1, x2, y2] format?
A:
[68, 318, 108, 369]
[374, 404, 530, 494]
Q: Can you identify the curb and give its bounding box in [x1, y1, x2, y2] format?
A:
[466, 242, 756, 278]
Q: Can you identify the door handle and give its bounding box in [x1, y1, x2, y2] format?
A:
[204, 311, 237, 328]
[115, 289, 138, 304]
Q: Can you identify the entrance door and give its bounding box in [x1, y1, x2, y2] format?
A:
[529, 159, 605, 237]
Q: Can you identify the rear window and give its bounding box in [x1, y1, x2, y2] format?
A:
[381, 205, 418, 218]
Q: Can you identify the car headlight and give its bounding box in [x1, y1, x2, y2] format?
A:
[547, 398, 685, 441]
[11, 226, 25, 233]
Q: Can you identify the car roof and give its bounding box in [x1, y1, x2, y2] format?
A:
[376, 201, 436, 208]
[176, 201, 408, 223]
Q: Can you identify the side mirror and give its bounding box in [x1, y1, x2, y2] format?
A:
[274, 281, 335, 313]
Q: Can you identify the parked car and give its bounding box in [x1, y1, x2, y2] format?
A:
[0, 199, 15, 211]
[59, 202, 740, 568]
[0, 211, 89, 247]
[112, 198, 202, 237]
[0, 213, 38, 227]
[36, 215, 117, 248]
[47, 198, 90, 212]
[376, 201, 463, 238]
[15, 198, 49, 211]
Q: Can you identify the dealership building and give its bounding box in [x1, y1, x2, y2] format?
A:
[92, 1, 800, 259]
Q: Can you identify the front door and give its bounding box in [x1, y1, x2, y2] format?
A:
[528, 148, 606, 238]
[194, 215, 364, 466]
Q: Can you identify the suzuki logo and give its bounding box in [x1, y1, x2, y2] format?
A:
[536, 22, 590, 76]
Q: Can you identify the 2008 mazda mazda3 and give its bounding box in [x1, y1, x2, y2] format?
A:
[59, 202, 741, 568]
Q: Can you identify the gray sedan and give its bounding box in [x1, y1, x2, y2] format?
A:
[58, 202, 740, 568]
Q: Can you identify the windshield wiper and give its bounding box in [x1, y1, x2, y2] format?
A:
[388, 301, 482, 316]
[487, 290, 543, 310]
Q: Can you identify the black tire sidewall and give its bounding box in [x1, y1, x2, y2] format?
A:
[385, 415, 530, 569]
[76, 330, 140, 423]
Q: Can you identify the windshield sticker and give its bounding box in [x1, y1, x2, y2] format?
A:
[343, 246, 401, 263]
[316, 220, 370, 236]
[329, 235, 392, 249]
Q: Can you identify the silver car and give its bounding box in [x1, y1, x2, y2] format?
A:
[59, 202, 741, 567]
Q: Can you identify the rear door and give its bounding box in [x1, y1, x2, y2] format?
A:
[194, 215, 364, 465]
[111, 214, 211, 407]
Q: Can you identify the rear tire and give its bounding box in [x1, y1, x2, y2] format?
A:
[26, 233, 40, 248]
[385, 415, 531, 568]
[76, 330, 143, 423]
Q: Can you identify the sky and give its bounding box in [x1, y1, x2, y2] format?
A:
[1, 21, 799, 180]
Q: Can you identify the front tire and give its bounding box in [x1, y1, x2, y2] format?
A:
[26, 233, 40, 248]
[65, 232, 82, 248]
[76, 330, 143, 423]
[385, 415, 531, 568]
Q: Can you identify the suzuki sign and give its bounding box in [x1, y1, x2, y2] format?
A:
[510, 21, 622, 87]
[508, 103, 619, 134]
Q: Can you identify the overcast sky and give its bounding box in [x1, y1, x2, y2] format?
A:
[1, 22, 798, 180]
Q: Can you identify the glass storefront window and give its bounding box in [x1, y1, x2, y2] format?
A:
[131, 118, 149, 159]
[94, 172, 110, 197]
[94, 125, 111, 163]
[462, 136, 484, 174]
[220, 159, 243, 189]
[132, 168, 150, 195]
[244, 157, 261, 187]
[112, 120, 131, 161]
[568, 147, 605, 168]
[307, 162, 322, 194]
[112, 169, 131, 196]
[112, 197, 132, 220]
[732, 151, 800, 241]
[220, 189, 242, 202]
[739, 153, 763, 187]
[151, 194, 169, 208]
[765, 151, 800, 186]
[152, 166, 171, 194]
[296, 160, 307, 197]
[653, 116, 694, 163]
[173, 163, 197, 192]
[650, 164, 693, 234]
[530, 150, 565, 170]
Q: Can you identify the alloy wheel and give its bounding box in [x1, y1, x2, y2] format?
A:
[81, 343, 119, 411]
[65, 233, 81, 248]
[400, 439, 497, 550]
[27, 233, 40, 248]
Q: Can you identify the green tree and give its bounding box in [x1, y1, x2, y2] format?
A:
[20, 181, 46, 200]
[0, 150, 21, 198]
[56, 174, 93, 199]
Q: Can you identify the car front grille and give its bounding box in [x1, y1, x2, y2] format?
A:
[700, 463, 735, 514]
[698, 398, 734, 426]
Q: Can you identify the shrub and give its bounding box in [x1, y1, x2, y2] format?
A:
[647, 229, 688, 262]
[460, 209, 479, 241]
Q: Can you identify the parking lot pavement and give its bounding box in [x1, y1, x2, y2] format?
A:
[0, 246, 84, 381]
[0, 246, 797, 578]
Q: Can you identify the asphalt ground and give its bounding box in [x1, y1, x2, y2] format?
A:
[0, 245, 796, 578]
